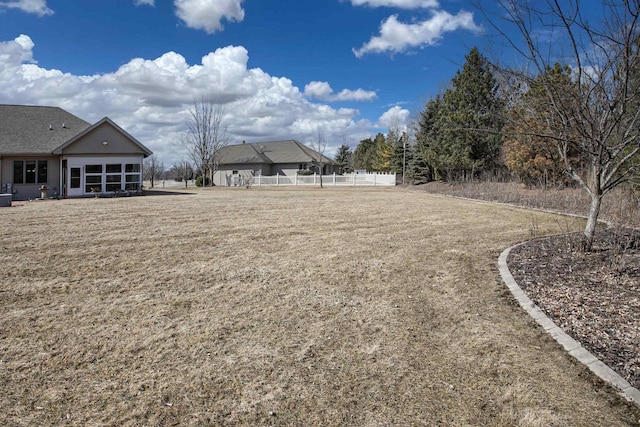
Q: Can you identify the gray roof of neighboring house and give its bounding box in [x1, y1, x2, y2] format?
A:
[0, 104, 91, 155]
[218, 140, 334, 165]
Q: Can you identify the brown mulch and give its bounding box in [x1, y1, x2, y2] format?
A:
[508, 228, 640, 389]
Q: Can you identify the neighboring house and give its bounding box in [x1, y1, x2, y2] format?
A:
[0, 105, 152, 201]
[214, 139, 337, 186]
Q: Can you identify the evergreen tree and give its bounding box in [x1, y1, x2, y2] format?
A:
[353, 137, 376, 171]
[416, 95, 443, 181]
[407, 139, 431, 183]
[405, 141, 431, 183]
[418, 47, 504, 181]
[334, 144, 353, 174]
[446, 47, 503, 179]
[387, 129, 407, 174]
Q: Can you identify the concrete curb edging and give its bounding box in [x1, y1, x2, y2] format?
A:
[498, 243, 640, 408]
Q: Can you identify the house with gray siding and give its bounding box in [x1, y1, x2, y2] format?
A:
[214, 140, 336, 186]
[0, 105, 152, 201]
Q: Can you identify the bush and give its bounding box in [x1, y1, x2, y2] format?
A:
[195, 176, 211, 187]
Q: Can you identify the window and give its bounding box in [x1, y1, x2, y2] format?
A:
[25, 161, 36, 183]
[37, 161, 47, 183]
[106, 164, 122, 174]
[125, 174, 140, 190]
[85, 164, 102, 193]
[106, 163, 122, 191]
[125, 164, 140, 173]
[81, 162, 142, 193]
[13, 161, 24, 184]
[70, 168, 81, 189]
[85, 164, 102, 174]
[12, 160, 47, 184]
[125, 163, 141, 190]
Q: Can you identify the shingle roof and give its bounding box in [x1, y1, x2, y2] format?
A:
[0, 105, 91, 155]
[217, 141, 273, 164]
[218, 140, 334, 165]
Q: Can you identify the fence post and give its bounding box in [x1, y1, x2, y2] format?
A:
[333, 173, 336, 186]
[353, 173, 356, 186]
[276, 173, 279, 186]
[314, 173, 316, 186]
[374, 173, 377, 186]
[295, 173, 298, 186]
[258, 174, 261, 186]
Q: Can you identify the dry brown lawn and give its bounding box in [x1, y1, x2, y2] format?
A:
[1, 187, 639, 426]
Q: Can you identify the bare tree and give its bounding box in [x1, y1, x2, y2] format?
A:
[484, 0, 640, 250]
[143, 154, 164, 189]
[171, 159, 193, 188]
[181, 95, 228, 187]
[310, 127, 328, 188]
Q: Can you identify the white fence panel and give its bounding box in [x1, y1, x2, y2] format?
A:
[242, 172, 395, 187]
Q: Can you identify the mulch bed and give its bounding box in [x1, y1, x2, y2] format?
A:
[508, 228, 640, 389]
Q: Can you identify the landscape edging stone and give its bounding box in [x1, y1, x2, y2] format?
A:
[498, 243, 640, 409]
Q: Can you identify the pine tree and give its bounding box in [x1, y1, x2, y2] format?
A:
[416, 95, 444, 180]
[386, 128, 407, 174]
[353, 137, 376, 171]
[334, 144, 353, 174]
[407, 141, 432, 183]
[418, 47, 504, 182]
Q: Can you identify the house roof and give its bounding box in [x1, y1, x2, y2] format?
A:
[218, 140, 334, 165]
[0, 105, 152, 157]
[0, 104, 91, 155]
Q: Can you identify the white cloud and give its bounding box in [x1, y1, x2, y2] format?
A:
[0, 34, 374, 164]
[353, 10, 482, 57]
[0, 0, 53, 16]
[0, 34, 35, 65]
[304, 81, 377, 102]
[174, 0, 244, 34]
[350, 0, 438, 9]
[377, 105, 410, 130]
[133, 0, 155, 6]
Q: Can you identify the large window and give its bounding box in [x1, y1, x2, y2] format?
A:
[13, 160, 47, 184]
[125, 163, 141, 190]
[85, 164, 102, 193]
[106, 164, 122, 192]
[78, 162, 142, 193]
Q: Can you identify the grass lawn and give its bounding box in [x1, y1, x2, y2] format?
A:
[1, 187, 639, 426]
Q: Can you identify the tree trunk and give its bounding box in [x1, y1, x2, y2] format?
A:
[583, 193, 602, 252]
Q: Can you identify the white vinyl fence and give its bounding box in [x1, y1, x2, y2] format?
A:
[226, 172, 396, 187]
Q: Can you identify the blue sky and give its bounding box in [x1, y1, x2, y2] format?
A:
[0, 0, 497, 164]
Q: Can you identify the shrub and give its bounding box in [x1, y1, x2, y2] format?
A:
[195, 176, 211, 187]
